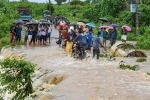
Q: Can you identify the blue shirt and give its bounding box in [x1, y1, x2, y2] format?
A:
[103, 32, 107, 39]
[111, 31, 117, 39]
[17, 26, 22, 35]
[74, 33, 87, 46]
[92, 35, 100, 49]
[100, 30, 104, 37]
[86, 33, 92, 47]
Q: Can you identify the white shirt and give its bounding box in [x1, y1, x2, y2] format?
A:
[38, 27, 42, 36]
[41, 28, 46, 36]
[48, 27, 52, 33]
[59, 20, 66, 25]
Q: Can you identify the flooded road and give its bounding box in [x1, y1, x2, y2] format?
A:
[2, 26, 150, 100]
[11, 39, 150, 100]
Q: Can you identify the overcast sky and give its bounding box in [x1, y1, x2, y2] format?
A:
[9, 0, 56, 4]
[9, 0, 85, 4]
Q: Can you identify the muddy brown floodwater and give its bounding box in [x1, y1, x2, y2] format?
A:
[9, 39, 150, 100]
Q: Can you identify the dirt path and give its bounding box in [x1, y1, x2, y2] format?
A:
[12, 38, 150, 100]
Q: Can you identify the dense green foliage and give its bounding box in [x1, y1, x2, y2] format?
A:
[0, 57, 36, 100]
[0, 0, 150, 49]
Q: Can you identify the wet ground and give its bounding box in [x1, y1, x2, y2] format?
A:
[11, 38, 150, 100]
[2, 26, 150, 100]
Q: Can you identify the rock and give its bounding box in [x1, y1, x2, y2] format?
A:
[37, 93, 52, 100]
[41, 83, 52, 89]
[48, 75, 64, 85]
[30, 92, 39, 98]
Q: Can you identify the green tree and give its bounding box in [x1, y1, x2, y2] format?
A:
[140, 0, 150, 5]
[54, 0, 67, 5]
[20, 0, 28, 2]
[0, 58, 36, 100]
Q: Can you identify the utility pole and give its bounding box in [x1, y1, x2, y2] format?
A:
[49, 0, 51, 11]
[136, 0, 139, 37]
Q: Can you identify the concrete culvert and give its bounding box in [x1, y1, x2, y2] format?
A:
[127, 50, 147, 57]
[110, 43, 147, 57]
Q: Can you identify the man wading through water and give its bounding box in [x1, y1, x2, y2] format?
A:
[92, 33, 106, 59]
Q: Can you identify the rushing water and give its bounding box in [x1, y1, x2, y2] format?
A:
[1, 26, 150, 100]
[0, 39, 148, 100]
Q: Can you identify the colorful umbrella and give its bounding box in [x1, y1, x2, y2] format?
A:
[99, 26, 110, 29]
[122, 25, 132, 32]
[77, 22, 86, 27]
[86, 23, 95, 28]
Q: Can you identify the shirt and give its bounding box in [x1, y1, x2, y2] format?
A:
[92, 35, 100, 49]
[111, 31, 117, 39]
[100, 30, 104, 37]
[17, 26, 22, 35]
[24, 27, 28, 36]
[86, 33, 92, 47]
[74, 33, 87, 46]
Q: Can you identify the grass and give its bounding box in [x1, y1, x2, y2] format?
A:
[119, 62, 138, 71]
[147, 72, 150, 75]
[136, 57, 146, 62]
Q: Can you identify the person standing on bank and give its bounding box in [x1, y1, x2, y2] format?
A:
[111, 27, 117, 46]
[121, 27, 127, 43]
[92, 33, 105, 59]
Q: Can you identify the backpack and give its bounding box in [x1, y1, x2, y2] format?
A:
[98, 31, 101, 35]
[68, 32, 73, 42]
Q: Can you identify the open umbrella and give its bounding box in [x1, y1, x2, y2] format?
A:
[43, 10, 51, 13]
[77, 22, 86, 27]
[110, 24, 119, 28]
[39, 19, 48, 22]
[14, 19, 25, 24]
[78, 20, 86, 23]
[62, 17, 70, 25]
[99, 18, 108, 22]
[39, 22, 50, 25]
[122, 25, 132, 32]
[99, 26, 110, 29]
[86, 23, 95, 28]
[68, 23, 78, 26]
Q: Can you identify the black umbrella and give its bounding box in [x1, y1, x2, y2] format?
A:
[68, 23, 78, 26]
[14, 19, 25, 24]
[99, 18, 108, 22]
[55, 16, 64, 20]
[45, 15, 54, 21]
[25, 20, 38, 25]
[39, 19, 48, 22]
[43, 10, 51, 13]
[110, 24, 119, 28]
[39, 22, 50, 25]
[62, 17, 70, 25]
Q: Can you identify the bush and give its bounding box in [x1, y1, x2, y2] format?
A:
[136, 57, 146, 62]
[119, 62, 138, 71]
[136, 35, 150, 49]
[0, 57, 36, 100]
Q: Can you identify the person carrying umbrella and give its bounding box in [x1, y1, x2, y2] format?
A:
[121, 27, 128, 43]
[111, 27, 117, 46]
[16, 24, 22, 43]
